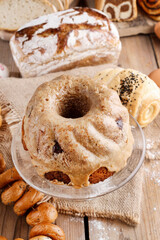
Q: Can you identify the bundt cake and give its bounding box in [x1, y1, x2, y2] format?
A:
[22, 75, 134, 188]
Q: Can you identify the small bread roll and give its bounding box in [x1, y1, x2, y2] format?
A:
[0, 167, 22, 189]
[26, 202, 58, 227]
[14, 187, 44, 216]
[1, 180, 26, 205]
[29, 222, 65, 240]
[94, 68, 160, 127]
[0, 152, 6, 173]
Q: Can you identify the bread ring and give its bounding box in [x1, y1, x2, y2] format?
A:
[29, 236, 52, 240]
[14, 187, 44, 216]
[0, 152, 6, 174]
[0, 237, 7, 240]
[29, 222, 65, 240]
[26, 202, 58, 227]
[0, 167, 22, 189]
[1, 180, 27, 205]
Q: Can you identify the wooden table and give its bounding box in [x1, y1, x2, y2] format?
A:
[0, 33, 160, 240]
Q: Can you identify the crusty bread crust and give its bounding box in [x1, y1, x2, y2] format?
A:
[10, 7, 121, 78]
[138, 0, 160, 21]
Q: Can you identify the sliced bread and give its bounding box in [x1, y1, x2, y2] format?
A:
[0, 0, 56, 31]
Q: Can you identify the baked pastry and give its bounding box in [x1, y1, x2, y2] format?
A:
[22, 75, 134, 188]
[0, 0, 56, 32]
[85, 0, 137, 21]
[138, 0, 160, 21]
[94, 68, 160, 127]
[10, 7, 121, 78]
[29, 222, 65, 240]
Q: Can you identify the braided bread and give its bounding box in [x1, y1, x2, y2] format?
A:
[94, 68, 160, 127]
[138, 0, 160, 21]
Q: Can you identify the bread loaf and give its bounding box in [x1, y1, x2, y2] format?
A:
[94, 68, 160, 127]
[10, 7, 121, 78]
[85, 0, 137, 21]
[0, 0, 56, 32]
[138, 0, 160, 21]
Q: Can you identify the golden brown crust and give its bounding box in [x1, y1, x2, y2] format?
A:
[29, 222, 65, 240]
[0, 152, 6, 174]
[26, 202, 58, 227]
[89, 167, 114, 184]
[1, 180, 27, 205]
[14, 187, 44, 216]
[0, 167, 22, 189]
[138, 0, 160, 20]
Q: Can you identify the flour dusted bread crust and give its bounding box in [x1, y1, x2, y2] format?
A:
[10, 7, 121, 78]
[22, 75, 133, 188]
[86, 0, 137, 21]
[138, 0, 160, 21]
[95, 68, 160, 127]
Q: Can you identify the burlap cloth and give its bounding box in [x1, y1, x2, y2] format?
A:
[0, 64, 159, 226]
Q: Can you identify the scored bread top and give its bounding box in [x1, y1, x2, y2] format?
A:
[10, 7, 121, 77]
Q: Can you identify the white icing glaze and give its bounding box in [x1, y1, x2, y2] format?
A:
[104, 1, 132, 20]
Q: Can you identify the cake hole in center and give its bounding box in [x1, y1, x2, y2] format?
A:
[58, 94, 91, 119]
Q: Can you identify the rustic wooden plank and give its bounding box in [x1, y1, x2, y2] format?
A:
[1, 205, 18, 239]
[56, 214, 86, 240]
[150, 34, 160, 68]
[89, 34, 160, 240]
[14, 215, 30, 239]
[119, 35, 157, 74]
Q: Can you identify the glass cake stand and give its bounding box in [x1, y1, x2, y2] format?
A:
[11, 116, 145, 200]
